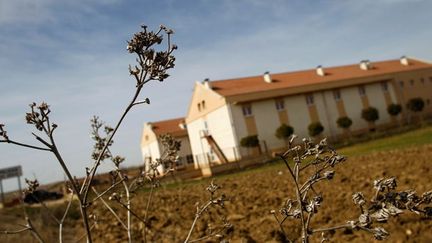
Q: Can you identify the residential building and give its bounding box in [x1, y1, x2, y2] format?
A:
[140, 117, 193, 172]
[185, 57, 432, 175]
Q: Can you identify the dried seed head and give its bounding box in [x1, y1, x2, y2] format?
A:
[425, 207, 432, 217]
[108, 192, 120, 201]
[25, 179, 39, 193]
[346, 220, 356, 229]
[323, 170, 335, 180]
[372, 227, 389, 240]
[371, 208, 390, 222]
[0, 124, 8, 140]
[352, 192, 366, 206]
[289, 134, 297, 145]
[207, 180, 220, 194]
[292, 209, 301, 218]
[358, 213, 371, 227]
[38, 102, 49, 111]
[421, 191, 432, 204]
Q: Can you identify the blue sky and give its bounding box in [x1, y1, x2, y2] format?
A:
[1, 0, 431, 191]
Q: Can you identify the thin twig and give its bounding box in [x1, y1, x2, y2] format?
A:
[116, 200, 147, 224]
[0, 227, 31, 234]
[271, 213, 291, 243]
[184, 201, 213, 243]
[311, 224, 351, 234]
[0, 140, 51, 151]
[25, 217, 45, 243]
[280, 155, 308, 243]
[88, 178, 125, 204]
[187, 226, 228, 243]
[143, 185, 154, 243]
[118, 171, 132, 243]
[59, 192, 74, 243]
[91, 187, 127, 230]
[74, 223, 96, 243]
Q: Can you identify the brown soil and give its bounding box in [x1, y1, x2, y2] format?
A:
[89, 145, 432, 242]
[1, 145, 431, 242]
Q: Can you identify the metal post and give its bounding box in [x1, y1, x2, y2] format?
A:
[0, 179, 4, 205]
[17, 175, 22, 193]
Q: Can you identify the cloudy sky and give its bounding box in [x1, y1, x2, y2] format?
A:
[1, 0, 431, 191]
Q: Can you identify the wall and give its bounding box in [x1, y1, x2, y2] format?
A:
[206, 105, 238, 161]
[392, 68, 432, 116]
[229, 79, 408, 153]
[185, 117, 208, 168]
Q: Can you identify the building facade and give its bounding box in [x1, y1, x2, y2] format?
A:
[184, 57, 432, 175]
[140, 117, 193, 172]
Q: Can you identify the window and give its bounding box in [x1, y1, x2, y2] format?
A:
[197, 103, 201, 111]
[176, 158, 184, 167]
[305, 94, 314, 106]
[275, 99, 285, 111]
[399, 81, 404, 88]
[242, 104, 252, 116]
[208, 148, 215, 161]
[358, 86, 366, 97]
[333, 90, 341, 101]
[410, 79, 414, 86]
[381, 82, 388, 92]
[186, 154, 194, 164]
[421, 78, 425, 84]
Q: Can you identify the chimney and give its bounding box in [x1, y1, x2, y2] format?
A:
[400, 56, 409, 66]
[202, 78, 211, 89]
[263, 71, 272, 83]
[359, 60, 371, 70]
[179, 122, 186, 130]
[316, 65, 325, 76]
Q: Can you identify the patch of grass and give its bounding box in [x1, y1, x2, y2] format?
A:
[339, 125, 432, 157]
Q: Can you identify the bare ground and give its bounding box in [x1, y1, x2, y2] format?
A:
[1, 145, 431, 242]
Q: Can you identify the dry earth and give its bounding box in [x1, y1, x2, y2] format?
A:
[1, 145, 431, 242]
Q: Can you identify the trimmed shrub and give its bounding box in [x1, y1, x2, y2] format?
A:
[240, 135, 259, 148]
[406, 98, 425, 113]
[308, 122, 324, 137]
[275, 124, 294, 140]
[361, 107, 379, 123]
[387, 103, 402, 117]
[336, 116, 353, 129]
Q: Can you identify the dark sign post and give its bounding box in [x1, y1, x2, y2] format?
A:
[0, 165, 23, 205]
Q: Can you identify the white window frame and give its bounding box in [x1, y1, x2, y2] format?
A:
[358, 86, 366, 97]
[242, 104, 252, 116]
[381, 82, 388, 92]
[410, 79, 414, 86]
[333, 90, 341, 101]
[305, 94, 314, 106]
[275, 99, 285, 111]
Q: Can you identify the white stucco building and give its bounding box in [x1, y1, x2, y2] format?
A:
[140, 117, 193, 172]
[184, 57, 432, 175]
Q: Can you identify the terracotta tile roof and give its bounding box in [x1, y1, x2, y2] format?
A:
[151, 117, 187, 137]
[210, 58, 432, 97]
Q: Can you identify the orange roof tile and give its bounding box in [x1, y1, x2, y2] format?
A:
[151, 117, 187, 137]
[210, 58, 432, 97]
